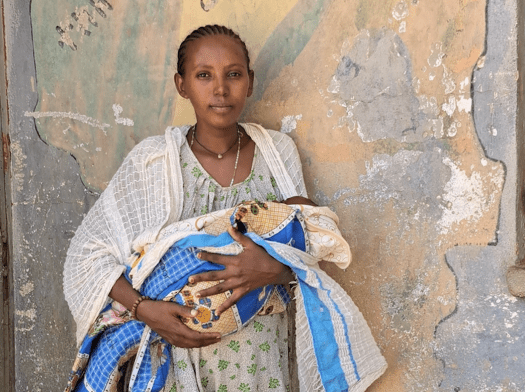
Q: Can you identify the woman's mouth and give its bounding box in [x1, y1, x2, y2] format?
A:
[210, 105, 232, 113]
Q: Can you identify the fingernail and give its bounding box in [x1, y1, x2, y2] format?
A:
[195, 292, 201, 298]
[197, 252, 202, 259]
[189, 276, 195, 283]
[190, 309, 198, 317]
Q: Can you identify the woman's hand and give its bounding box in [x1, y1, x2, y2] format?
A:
[189, 226, 294, 315]
[109, 275, 221, 348]
[136, 300, 221, 348]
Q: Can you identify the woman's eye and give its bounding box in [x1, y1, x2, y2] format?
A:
[228, 72, 241, 77]
[197, 72, 209, 78]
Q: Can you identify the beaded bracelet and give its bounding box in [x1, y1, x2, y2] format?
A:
[131, 295, 150, 321]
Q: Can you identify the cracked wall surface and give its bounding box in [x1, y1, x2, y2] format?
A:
[3, 0, 523, 390]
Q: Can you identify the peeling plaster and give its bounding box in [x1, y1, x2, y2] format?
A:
[112, 104, 134, 127]
[24, 111, 110, 132]
[442, 96, 457, 116]
[428, 42, 445, 68]
[392, 1, 409, 21]
[10, 139, 27, 192]
[329, 29, 420, 142]
[200, 0, 219, 11]
[279, 114, 302, 133]
[438, 157, 504, 235]
[19, 282, 34, 297]
[343, 148, 451, 224]
[457, 95, 472, 113]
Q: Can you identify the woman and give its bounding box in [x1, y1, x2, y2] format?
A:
[64, 25, 386, 392]
[65, 25, 310, 391]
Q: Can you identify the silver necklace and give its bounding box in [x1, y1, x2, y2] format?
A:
[191, 125, 240, 159]
[230, 129, 242, 187]
[190, 124, 243, 187]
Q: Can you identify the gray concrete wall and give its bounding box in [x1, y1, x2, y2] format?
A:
[2, 0, 525, 391]
[436, 1, 523, 390]
[3, 1, 96, 390]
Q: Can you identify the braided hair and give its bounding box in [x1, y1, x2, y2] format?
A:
[177, 25, 251, 76]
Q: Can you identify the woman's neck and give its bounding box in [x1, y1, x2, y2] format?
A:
[192, 122, 240, 151]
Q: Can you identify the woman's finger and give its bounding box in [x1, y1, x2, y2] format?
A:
[189, 269, 228, 284]
[215, 289, 247, 315]
[169, 302, 199, 318]
[163, 304, 222, 347]
[169, 324, 222, 347]
[227, 225, 251, 245]
[194, 279, 242, 298]
[174, 319, 221, 341]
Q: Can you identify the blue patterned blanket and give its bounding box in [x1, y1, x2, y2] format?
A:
[65, 204, 387, 392]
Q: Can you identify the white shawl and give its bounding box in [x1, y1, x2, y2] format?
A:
[63, 124, 308, 345]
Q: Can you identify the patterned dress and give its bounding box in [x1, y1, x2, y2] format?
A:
[168, 141, 291, 392]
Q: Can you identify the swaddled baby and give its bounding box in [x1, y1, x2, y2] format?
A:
[135, 197, 349, 337]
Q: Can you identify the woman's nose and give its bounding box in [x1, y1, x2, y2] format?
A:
[214, 77, 229, 96]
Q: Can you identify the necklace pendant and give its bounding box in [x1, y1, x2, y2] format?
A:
[218, 154, 223, 159]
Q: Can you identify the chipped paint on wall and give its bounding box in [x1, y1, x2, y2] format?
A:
[200, 0, 220, 12]
[24, 111, 110, 132]
[438, 157, 504, 235]
[18, 282, 34, 297]
[112, 104, 134, 127]
[279, 114, 302, 134]
[392, 1, 409, 21]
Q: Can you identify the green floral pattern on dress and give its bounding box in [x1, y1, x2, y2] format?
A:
[191, 166, 203, 178]
[244, 170, 255, 184]
[238, 383, 250, 392]
[269, 378, 281, 388]
[259, 342, 271, 353]
[228, 340, 240, 353]
[173, 144, 289, 391]
[172, 316, 289, 391]
[247, 364, 257, 375]
[266, 192, 277, 201]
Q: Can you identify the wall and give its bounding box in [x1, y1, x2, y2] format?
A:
[2, 0, 523, 390]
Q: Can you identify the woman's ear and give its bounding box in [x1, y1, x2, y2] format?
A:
[174, 73, 189, 98]
[247, 70, 255, 98]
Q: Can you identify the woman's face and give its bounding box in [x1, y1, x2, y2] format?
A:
[175, 34, 254, 132]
